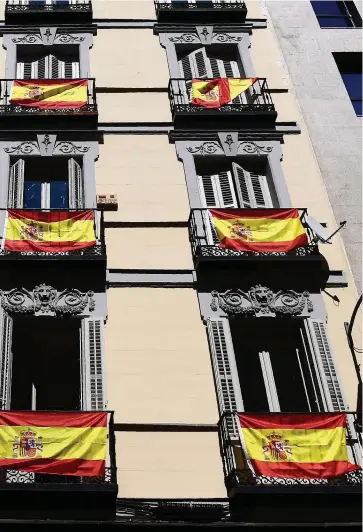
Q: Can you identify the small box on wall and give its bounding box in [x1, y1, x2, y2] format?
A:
[97, 194, 118, 211]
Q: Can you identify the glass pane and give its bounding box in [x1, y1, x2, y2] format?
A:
[352, 100, 362, 116]
[341, 73, 362, 99]
[24, 182, 41, 208]
[311, 1, 346, 15]
[317, 15, 352, 27]
[50, 181, 69, 209]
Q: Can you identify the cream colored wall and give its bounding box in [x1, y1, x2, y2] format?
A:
[0, 38, 5, 79]
[97, 92, 171, 122]
[91, 29, 169, 87]
[106, 227, 193, 269]
[92, 0, 156, 20]
[116, 431, 226, 498]
[250, 19, 361, 407]
[105, 288, 219, 424]
[96, 135, 189, 222]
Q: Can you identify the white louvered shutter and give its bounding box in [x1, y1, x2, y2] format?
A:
[8, 159, 25, 208]
[68, 158, 84, 209]
[178, 48, 212, 103]
[305, 319, 346, 411]
[209, 56, 247, 104]
[81, 318, 107, 411]
[207, 318, 243, 435]
[198, 171, 237, 244]
[0, 308, 13, 410]
[232, 162, 273, 208]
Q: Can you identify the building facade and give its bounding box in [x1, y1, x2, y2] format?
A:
[265, 0, 362, 289]
[0, 0, 361, 529]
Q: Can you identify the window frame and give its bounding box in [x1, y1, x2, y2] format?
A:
[311, 1, 362, 28]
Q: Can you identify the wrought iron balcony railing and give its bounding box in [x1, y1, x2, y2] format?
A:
[0, 410, 117, 487]
[5, 0, 92, 23]
[0, 208, 106, 260]
[154, 0, 247, 23]
[189, 208, 321, 266]
[218, 411, 362, 491]
[169, 78, 276, 128]
[0, 79, 97, 117]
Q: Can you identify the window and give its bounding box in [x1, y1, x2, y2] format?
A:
[196, 158, 276, 244]
[16, 45, 80, 79]
[207, 317, 346, 417]
[333, 52, 362, 116]
[8, 157, 84, 209]
[311, 1, 362, 28]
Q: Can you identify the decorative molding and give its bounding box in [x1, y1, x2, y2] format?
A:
[40, 27, 56, 45]
[186, 141, 223, 156]
[54, 141, 90, 154]
[54, 33, 85, 44]
[37, 134, 57, 157]
[1, 284, 95, 317]
[4, 142, 39, 155]
[238, 142, 273, 154]
[196, 26, 213, 44]
[12, 33, 42, 44]
[218, 132, 238, 156]
[211, 286, 313, 317]
[213, 32, 242, 42]
[169, 33, 198, 43]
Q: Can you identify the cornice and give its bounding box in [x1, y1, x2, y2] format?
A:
[169, 130, 285, 143]
[154, 23, 253, 35]
[0, 23, 97, 36]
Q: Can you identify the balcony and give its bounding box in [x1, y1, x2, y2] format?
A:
[0, 209, 106, 262]
[0, 411, 117, 520]
[219, 412, 362, 524]
[0, 79, 97, 129]
[154, 0, 247, 24]
[189, 208, 328, 273]
[5, 0, 92, 24]
[169, 78, 276, 129]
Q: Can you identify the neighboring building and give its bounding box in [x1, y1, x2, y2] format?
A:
[265, 0, 362, 290]
[0, 0, 361, 530]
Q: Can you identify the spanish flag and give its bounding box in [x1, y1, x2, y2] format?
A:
[192, 78, 257, 108]
[209, 208, 308, 252]
[238, 413, 360, 479]
[10, 79, 88, 109]
[0, 411, 107, 477]
[4, 209, 96, 253]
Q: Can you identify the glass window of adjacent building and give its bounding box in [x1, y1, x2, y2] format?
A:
[311, 1, 362, 27]
[333, 52, 362, 116]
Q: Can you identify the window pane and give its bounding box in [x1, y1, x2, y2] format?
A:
[311, 1, 346, 15]
[50, 181, 69, 209]
[24, 182, 41, 208]
[341, 73, 362, 99]
[352, 100, 362, 116]
[317, 15, 352, 27]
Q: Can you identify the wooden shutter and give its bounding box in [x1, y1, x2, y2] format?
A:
[207, 318, 243, 429]
[198, 172, 237, 244]
[178, 48, 212, 78]
[0, 308, 13, 410]
[81, 318, 107, 411]
[305, 319, 346, 411]
[259, 351, 280, 411]
[8, 159, 25, 208]
[232, 162, 273, 208]
[68, 158, 84, 209]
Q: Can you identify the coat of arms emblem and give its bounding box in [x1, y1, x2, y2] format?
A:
[230, 220, 253, 241]
[263, 432, 292, 461]
[12, 428, 43, 459]
[25, 87, 43, 99]
[20, 221, 43, 241]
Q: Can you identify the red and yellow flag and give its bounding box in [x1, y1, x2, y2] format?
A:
[238, 413, 360, 479]
[0, 411, 107, 477]
[192, 78, 257, 108]
[4, 209, 96, 253]
[209, 208, 308, 252]
[10, 79, 88, 109]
